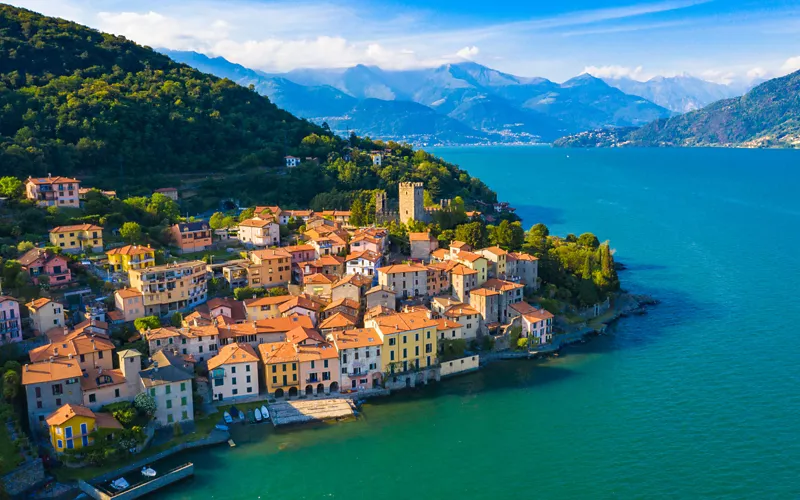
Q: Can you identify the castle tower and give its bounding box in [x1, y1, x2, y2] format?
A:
[375, 190, 388, 217]
[399, 182, 425, 224]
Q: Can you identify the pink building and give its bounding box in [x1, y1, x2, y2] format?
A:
[288, 326, 341, 395]
[18, 248, 72, 287]
[0, 296, 22, 344]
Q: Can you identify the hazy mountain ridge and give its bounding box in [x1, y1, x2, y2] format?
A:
[603, 75, 744, 113]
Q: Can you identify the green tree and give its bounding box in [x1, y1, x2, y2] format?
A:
[239, 208, 255, 222]
[133, 393, 157, 417]
[147, 193, 179, 222]
[0, 177, 22, 198]
[350, 197, 366, 227]
[170, 312, 183, 328]
[134, 315, 161, 332]
[209, 212, 225, 230]
[578, 232, 600, 249]
[16, 241, 33, 254]
[119, 222, 143, 244]
[2, 370, 20, 401]
[454, 221, 487, 249]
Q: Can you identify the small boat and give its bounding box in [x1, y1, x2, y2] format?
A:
[141, 466, 156, 478]
[238, 410, 245, 421]
[229, 405, 240, 418]
[110, 478, 129, 491]
[215, 424, 229, 431]
[223, 411, 232, 424]
[254, 408, 263, 422]
[260, 405, 269, 420]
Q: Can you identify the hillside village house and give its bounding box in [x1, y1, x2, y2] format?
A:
[29, 325, 115, 371]
[365, 285, 396, 311]
[25, 175, 81, 208]
[507, 252, 540, 290]
[170, 221, 212, 254]
[377, 263, 428, 299]
[509, 302, 554, 345]
[299, 255, 345, 279]
[303, 273, 335, 298]
[112, 288, 145, 323]
[478, 246, 507, 278]
[0, 296, 21, 345]
[450, 264, 478, 303]
[289, 326, 341, 395]
[19, 248, 72, 287]
[309, 236, 345, 258]
[106, 245, 156, 272]
[435, 318, 464, 345]
[366, 311, 439, 386]
[285, 155, 301, 168]
[238, 217, 280, 247]
[319, 210, 351, 224]
[442, 303, 482, 341]
[345, 250, 382, 276]
[426, 261, 455, 296]
[139, 350, 195, 427]
[216, 315, 314, 349]
[328, 328, 384, 391]
[449, 240, 472, 257]
[259, 341, 300, 398]
[331, 273, 373, 305]
[409, 232, 438, 261]
[153, 187, 179, 201]
[246, 248, 291, 289]
[255, 206, 290, 225]
[474, 278, 525, 324]
[146, 324, 219, 363]
[81, 350, 143, 410]
[208, 343, 259, 401]
[278, 295, 323, 325]
[127, 260, 208, 317]
[318, 312, 357, 335]
[243, 295, 293, 321]
[46, 404, 122, 454]
[49, 224, 103, 253]
[453, 251, 489, 285]
[23, 359, 83, 428]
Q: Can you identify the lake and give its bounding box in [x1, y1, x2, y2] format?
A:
[155, 147, 800, 499]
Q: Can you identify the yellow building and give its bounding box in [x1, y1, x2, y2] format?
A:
[128, 260, 207, 317]
[106, 245, 156, 272]
[478, 246, 507, 278]
[46, 404, 121, 453]
[454, 251, 488, 285]
[49, 224, 103, 254]
[258, 342, 300, 398]
[366, 311, 438, 375]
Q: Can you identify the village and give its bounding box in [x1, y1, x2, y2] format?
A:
[0, 167, 578, 497]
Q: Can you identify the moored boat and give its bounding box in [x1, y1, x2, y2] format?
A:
[260, 405, 269, 420]
[223, 411, 232, 424]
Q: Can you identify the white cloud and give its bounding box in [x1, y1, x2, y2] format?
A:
[781, 56, 800, 74]
[456, 46, 480, 60]
[747, 67, 767, 79]
[583, 65, 647, 80]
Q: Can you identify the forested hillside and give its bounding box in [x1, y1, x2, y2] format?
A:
[0, 5, 496, 211]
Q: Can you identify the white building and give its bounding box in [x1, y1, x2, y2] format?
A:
[328, 328, 384, 391]
[207, 343, 259, 401]
[345, 250, 382, 277]
[139, 351, 195, 427]
[285, 156, 301, 168]
[238, 217, 280, 247]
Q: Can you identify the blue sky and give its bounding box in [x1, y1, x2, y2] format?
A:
[9, 0, 800, 83]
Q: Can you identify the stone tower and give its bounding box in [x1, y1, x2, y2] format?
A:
[399, 182, 425, 224]
[375, 190, 388, 216]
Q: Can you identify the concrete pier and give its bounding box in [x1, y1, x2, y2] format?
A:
[79, 463, 194, 500]
[270, 399, 356, 426]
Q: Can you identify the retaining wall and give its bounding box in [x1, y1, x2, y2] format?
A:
[440, 356, 480, 377]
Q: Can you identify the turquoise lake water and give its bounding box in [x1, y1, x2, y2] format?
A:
[155, 147, 800, 499]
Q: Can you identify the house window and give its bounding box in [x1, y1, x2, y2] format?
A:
[246, 365, 251, 372]
[167, 414, 174, 423]
[232, 389, 238, 395]
[89, 394, 96, 403]
[181, 382, 187, 391]
[167, 400, 172, 409]
[115, 388, 120, 397]
[181, 397, 187, 406]
[182, 411, 188, 420]
[57, 440, 63, 449]
[166, 385, 171, 394]
[231, 366, 237, 374]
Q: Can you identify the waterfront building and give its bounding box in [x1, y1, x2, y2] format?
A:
[365, 311, 438, 383]
[208, 343, 260, 402]
[328, 327, 384, 391]
[46, 404, 121, 454]
[139, 350, 195, 427]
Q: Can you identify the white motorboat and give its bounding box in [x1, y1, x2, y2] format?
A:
[110, 478, 129, 491]
[215, 424, 229, 431]
[141, 467, 157, 478]
[238, 410, 245, 420]
[223, 411, 233, 424]
[254, 408, 263, 422]
[260, 405, 269, 420]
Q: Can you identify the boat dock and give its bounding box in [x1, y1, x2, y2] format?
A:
[270, 398, 356, 426]
[79, 463, 194, 500]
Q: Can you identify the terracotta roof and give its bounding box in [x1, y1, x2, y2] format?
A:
[254, 314, 314, 334]
[427, 261, 458, 272]
[364, 305, 395, 320]
[286, 326, 326, 344]
[480, 246, 507, 257]
[106, 310, 124, 322]
[324, 297, 360, 311]
[330, 328, 383, 350]
[444, 304, 480, 318]
[431, 248, 449, 260]
[369, 311, 438, 335]
[208, 342, 259, 370]
[282, 244, 315, 253]
[304, 273, 335, 285]
[345, 250, 381, 263]
[26, 297, 53, 310]
[145, 327, 181, 341]
[50, 224, 102, 233]
[94, 412, 124, 429]
[251, 248, 291, 260]
[154, 187, 177, 193]
[366, 285, 394, 295]
[239, 217, 275, 228]
[278, 295, 322, 314]
[106, 244, 154, 256]
[333, 273, 373, 288]
[508, 252, 539, 262]
[258, 341, 299, 364]
[378, 263, 427, 275]
[27, 176, 79, 185]
[22, 359, 82, 385]
[296, 341, 338, 361]
[80, 367, 126, 391]
[19, 248, 61, 266]
[116, 288, 142, 299]
[470, 288, 501, 297]
[313, 255, 345, 266]
[30, 330, 114, 363]
[450, 240, 470, 249]
[45, 404, 95, 426]
[457, 251, 485, 263]
[450, 264, 478, 276]
[408, 232, 433, 242]
[523, 309, 554, 322]
[244, 295, 293, 307]
[482, 278, 525, 292]
[319, 312, 357, 330]
[435, 318, 463, 330]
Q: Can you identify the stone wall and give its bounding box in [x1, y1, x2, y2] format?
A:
[80, 464, 194, 500]
[1, 458, 45, 498]
[440, 356, 480, 377]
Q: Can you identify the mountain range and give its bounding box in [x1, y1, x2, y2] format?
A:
[554, 68, 800, 148]
[601, 75, 745, 113]
[162, 50, 682, 144]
